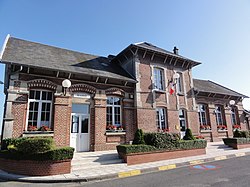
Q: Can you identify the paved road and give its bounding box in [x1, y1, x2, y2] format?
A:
[1, 155, 250, 187]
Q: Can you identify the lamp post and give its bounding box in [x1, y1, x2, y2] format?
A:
[62, 79, 71, 96]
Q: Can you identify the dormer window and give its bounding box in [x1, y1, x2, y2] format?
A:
[153, 68, 165, 91]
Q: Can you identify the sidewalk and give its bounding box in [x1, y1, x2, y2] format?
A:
[1, 142, 250, 183]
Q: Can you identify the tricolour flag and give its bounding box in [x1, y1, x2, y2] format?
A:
[169, 80, 176, 95]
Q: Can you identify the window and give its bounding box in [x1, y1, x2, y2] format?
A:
[198, 104, 211, 130]
[231, 107, 237, 125]
[176, 72, 183, 93]
[215, 105, 227, 130]
[106, 97, 122, 129]
[179, 109, 187, 131]
[153, 68, 165, 91]
[27, 90, 53, 130]
[231, 107, 240, 129]
[156, 108, 167, 131]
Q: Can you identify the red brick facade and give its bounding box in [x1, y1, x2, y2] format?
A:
[1, 42, 249, 151]
[0, 158, 71, 176]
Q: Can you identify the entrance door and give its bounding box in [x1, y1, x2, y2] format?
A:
[179, 109, 187, 139]
[70, 104, 90, 152]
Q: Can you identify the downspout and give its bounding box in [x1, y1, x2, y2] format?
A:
[1, 65, 22, 146]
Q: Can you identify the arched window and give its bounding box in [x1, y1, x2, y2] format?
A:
[215, 105, 227, 130]
[231, 106, 240, 130]
[27, 90, 53, 131]
[106, 97, 122, 130]
[198, 104, 211, 130]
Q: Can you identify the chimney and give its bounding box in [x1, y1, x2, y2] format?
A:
[173, 46, 179, 55]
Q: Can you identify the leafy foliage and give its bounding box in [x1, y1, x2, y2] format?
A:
[0, 147, 74, 161]
[16, 137, 54, 153]
[144, 132, 180, 150]
[233, 129, 250, 138]
[183, 128, 195, 140]
[132, 129, 145, 145]
[0, 137, 74, 161]
[1, 137, 29, 150]
[117, 144, 157, 155]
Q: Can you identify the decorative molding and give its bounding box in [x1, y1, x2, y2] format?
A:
[70, 84, 96, 94]
[105, 87, 125, 97]
[27, 79, 57, 91]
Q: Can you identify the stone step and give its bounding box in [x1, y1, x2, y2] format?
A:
[72, 159, 124, 171]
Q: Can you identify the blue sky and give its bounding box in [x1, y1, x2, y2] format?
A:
[0, 0, 250, 133]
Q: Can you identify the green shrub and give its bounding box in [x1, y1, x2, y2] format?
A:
[1, 137, 29, 150]
[183, 128, 195, 140]
[132, 129, 145, 145]
[177, 139, 207, 150]
[144, 132, 179, 150]
[223, 138, 250, 145]
[117, 144, 157, 155]
[233, 130, 250, 138]
[0, 147, 74, 161]
[16, 137, 54, 154]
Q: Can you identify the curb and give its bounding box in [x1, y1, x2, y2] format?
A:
[0, 151, 250, 183]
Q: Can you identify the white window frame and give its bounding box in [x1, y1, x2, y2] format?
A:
[26, 90, 53, 130]
[198, 104, 207, 126]
[106, 96, 122, 127]
[153, 67, 165, 91]
[156, 108, 167, 130]
[215, 105, 224, 126]
[176, 72, 183, 94]
[230, 107, 237, 125]
[179, 109, 187, 131]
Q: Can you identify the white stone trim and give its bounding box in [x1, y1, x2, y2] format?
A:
[0, 34, 10, 61]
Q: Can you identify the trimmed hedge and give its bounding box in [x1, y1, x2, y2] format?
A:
[117, 139, 207, 155]
[233, 130, 250, 138]
[223, 138, 250, 145]
[0, 147, 74, 161]
[0, 137, 74, 161]
[16, 138, 54, 153]
[177, 140, 207, 150]
[144, 132, 180, 150]
[1, 137, 28, 150]
[132, 129, 145, 145]
[117, 144, 157, 155]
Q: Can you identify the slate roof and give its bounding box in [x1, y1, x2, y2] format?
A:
[193, 79, 248, 98]
[133, 42, 201, 67]
[0, 37, 136, 82]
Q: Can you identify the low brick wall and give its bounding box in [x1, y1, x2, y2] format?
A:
[0, 158, 71, 176]
[123, 148, 206, 165]
[231, 143, 250, 149]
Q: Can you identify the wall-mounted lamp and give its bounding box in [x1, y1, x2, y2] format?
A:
[229, 100, 235, 106]
[173, 73, 180, 80]
[0, 81, 4, 85]
[62, 79, 71, 96]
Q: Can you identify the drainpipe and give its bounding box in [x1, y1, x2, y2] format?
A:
[0, 65, 22, 147]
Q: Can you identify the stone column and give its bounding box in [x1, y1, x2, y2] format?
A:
[53, 95, 72, 147]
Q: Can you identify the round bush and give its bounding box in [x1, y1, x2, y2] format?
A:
[16, 138, 54, 154]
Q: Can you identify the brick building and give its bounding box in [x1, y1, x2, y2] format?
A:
[0, 35, 249, 151]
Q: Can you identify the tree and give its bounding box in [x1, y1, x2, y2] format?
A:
[132, 129, 145, 144]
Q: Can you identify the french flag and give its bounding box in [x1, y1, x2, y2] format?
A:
[169, 80, 175, 95]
